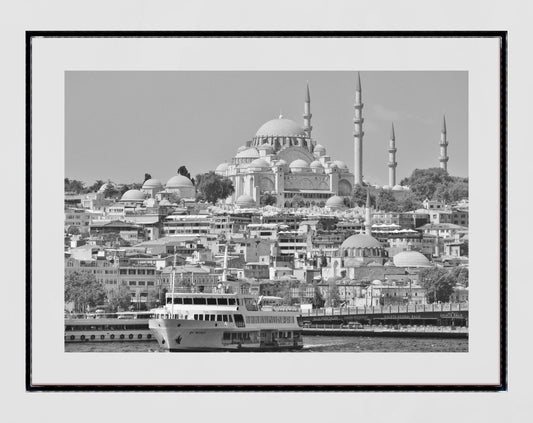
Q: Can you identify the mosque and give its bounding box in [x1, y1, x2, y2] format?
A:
[214, 81, 358, 208]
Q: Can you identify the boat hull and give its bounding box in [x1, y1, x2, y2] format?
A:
[149, 318, 303, 352]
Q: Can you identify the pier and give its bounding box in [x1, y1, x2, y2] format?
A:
[299, 303, 468, 327]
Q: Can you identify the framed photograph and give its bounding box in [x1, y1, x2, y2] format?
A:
[27, 31, 506, 390]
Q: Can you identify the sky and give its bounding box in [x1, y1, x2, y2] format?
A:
[65, 71, 468, 187]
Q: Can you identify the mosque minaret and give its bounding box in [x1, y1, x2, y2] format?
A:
[439, 115, 449, 171]
[303, 82, 312, 139]
[388, 122, 397, 187]
[353, 72, 365, 186]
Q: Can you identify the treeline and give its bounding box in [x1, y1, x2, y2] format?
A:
[352, 168, 468, 213]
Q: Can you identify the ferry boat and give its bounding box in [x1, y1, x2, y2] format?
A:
[149, 292, 304, 352]
[64, 311, 155, 343]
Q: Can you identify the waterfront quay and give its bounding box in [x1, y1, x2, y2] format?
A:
[300, 303, 468, 327]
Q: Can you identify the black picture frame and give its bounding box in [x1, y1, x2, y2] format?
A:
[26, 30, 507, 392]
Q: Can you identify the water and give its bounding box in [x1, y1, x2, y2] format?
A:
[65, 336, 467, 353]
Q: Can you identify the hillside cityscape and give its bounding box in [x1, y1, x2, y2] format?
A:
[64, 73, 468, 324]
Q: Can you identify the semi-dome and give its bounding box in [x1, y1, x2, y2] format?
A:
[237, 145, 249, 153]
[341, 234, 382, 249]
[166, 174, 194, 189]
[289, 159, 310, 173]
[333, 160, 348, 170]
[310, 160, 323, 169]
[314, 144, 326, 153]
[120, 189, 146, 202]
[383, 185, 392, 190]
[255, 117, 306, 138]
[249, 158, 270, 169]
[215, 163, 229, 172]
[98, 182, 114, 193]
[235, 194, 256, 208]
[325, 195, 345, 209]
[142, 178, 163, 189]
[393, 251, 431, 268]
[235, 147, 260, 159]
[392, 184, 404, 191]
[257, 144, 274, 152]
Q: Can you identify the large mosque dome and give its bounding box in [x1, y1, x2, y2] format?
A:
[255, 117, 306, 138]
[393, 251, 431, 268]
[341, 234, 382, 249]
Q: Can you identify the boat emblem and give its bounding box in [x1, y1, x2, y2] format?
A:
[176, 335, 182, 344]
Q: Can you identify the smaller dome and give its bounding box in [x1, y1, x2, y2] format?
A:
[310, 160, 323, 169]
[289, 159, 309, 173]
[166, 175, 194, 189]
[237, 145, 248, 153]
[273, 159, 288, 168]
[159, 199, 171, 206]
[392, 184, 404, 191]
[393, 251, 431, 268]
[142, 178, 163, 189]
[249, 158, 270, 169]
[325, 195, 345, 209]
[257, 144, 274, 152]
[341, 234, 382, 249]
[235, 147, 260, 159]
[314, 144, 326, 153]
[383, 185, 392, 190]
[120, 189, 146, 202]
[235, 194, 256, 208]
[215, 163, 229, 172]
[333, 160, 348, 169]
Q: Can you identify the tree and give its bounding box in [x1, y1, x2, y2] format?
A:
[419, 268, 456, 303]
[177, 166, 192, 181]
[66, 225, 80, 235]
[400, 168, 469, 203]
[375, 189, 398, 212]
[451, 266, 469, 287]
[103, 184, 120, 199]
[64, 178, 86, 194]
[311, 286, 325, 308]
[196, 171, 235, 204]
[143, 173, 152, 182]
[65, 271, 106, 313]
[106, 284, 133, 312]
[396, 192, 422, 212]
[351, 184, 374, 207]
[88, 180, 105, 193]
[290, 194, 306, 208]
[326, 281, 341, 307]
[260, 192, 277, 206]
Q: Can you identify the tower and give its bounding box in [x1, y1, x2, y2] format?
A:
[388, 123, 397, 187]
[439, 115, 449, 171]
[353, 73, 364, 185]
[365, 188, 372, 236]
[303, 82, 312, 139]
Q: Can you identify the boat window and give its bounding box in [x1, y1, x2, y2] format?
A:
[217, 298, 228, 305]
[228, 315, 233, 322]
[228, 298, 236, 305]
[244, 298, 259, 311]
[183, 298, 193, 304]
[223, 332, 231, 341]
[193, 314, 198, 320]
[217, 315, 223, 321]
[193, 298, 207, 305]
[166, 298, 172, 304]
[207, 298, 217, 305]
[223, 315, 228, 322]
[173, 297, 182, 304]
[198, 314, 204, 320]
[210, 315, 216, 321]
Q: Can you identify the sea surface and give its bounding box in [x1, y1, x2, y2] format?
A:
[65, 336, 468, 353]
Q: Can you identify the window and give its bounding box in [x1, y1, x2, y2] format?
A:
[217, 298, 228, 305]
[138, 281, 145, 286]
[207, 298, 217, 305]
[193, 298, 207, 305]
[183, 298, 193, 305]
[147, 281, 154, 286]
[228, 298, 236, 305]
[137, 269, 146, 275]
[217, 315, 223, 321]
[129, 281, 136, 286]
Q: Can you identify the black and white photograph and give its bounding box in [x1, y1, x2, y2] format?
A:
[63, 70, 469, 354]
